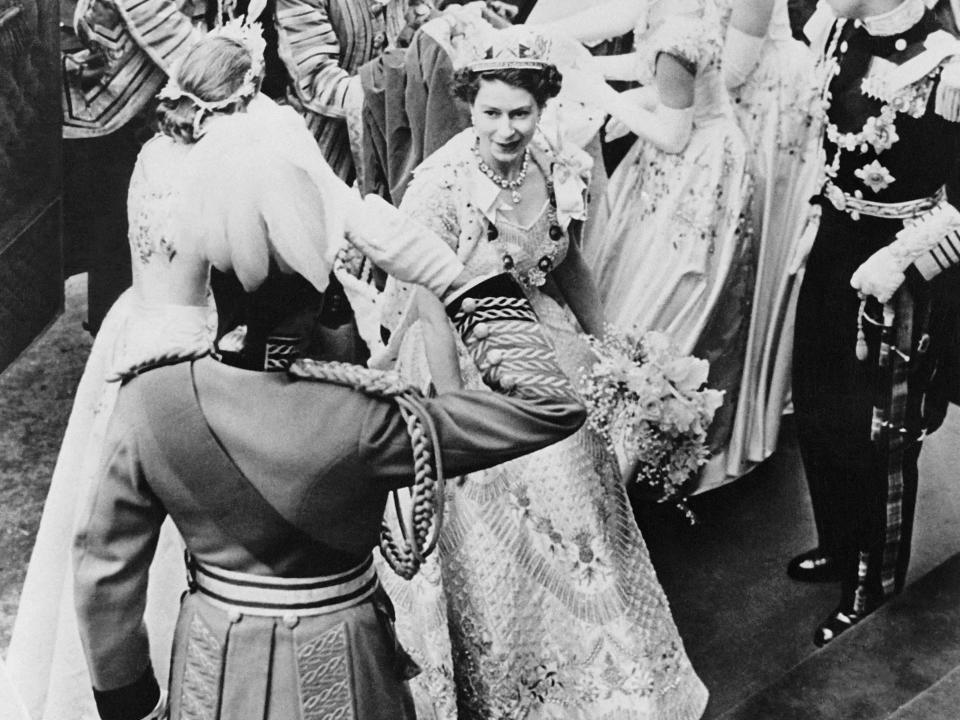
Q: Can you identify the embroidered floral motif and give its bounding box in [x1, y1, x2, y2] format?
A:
[179, 614, 223, 720]
[296, 623, 355, 720]
[855, 160, 896, 192]
[128, 163, 178, 265]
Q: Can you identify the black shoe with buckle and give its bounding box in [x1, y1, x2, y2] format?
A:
[787, 548, 842, 583]
[813, 606, 866, 647]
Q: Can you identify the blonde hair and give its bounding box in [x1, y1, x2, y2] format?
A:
[157, 35, 261, 144]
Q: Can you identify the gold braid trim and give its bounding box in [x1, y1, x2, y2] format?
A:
[289, 359, 445, 580]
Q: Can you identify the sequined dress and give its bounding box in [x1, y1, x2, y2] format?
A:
[379, 129, 708, 720]
[712, 0, 822, 486]
[6, 136, 214, 720]
[585, 0, 755, 475]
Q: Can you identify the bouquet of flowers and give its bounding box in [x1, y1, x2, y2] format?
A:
[581, 328, 724, 523]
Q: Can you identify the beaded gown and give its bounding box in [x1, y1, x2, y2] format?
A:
[585, 0, 755, 482]
[377, 128, 708, 720]
[6, 136, 214, 720]
[714, 0, 822, 486]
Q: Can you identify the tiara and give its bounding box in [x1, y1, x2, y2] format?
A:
[458, 26, 556, 73]
[157, 17, 266, 112]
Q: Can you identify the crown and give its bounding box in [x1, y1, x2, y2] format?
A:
[459, 26, 555, 74]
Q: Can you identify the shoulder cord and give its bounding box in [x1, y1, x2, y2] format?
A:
[289, 359, 445, 579]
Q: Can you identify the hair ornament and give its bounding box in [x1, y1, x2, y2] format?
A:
[157, 17, 266, 111]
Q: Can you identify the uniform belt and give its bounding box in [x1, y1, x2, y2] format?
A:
[189, 554, 379, 617]
[823, 181, 946, 220]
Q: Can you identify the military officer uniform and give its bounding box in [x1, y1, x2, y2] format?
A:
[73, 272, 587, 720]
[792, 0, 960, 645]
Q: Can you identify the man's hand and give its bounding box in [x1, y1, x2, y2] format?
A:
[850, 246, 905, 304]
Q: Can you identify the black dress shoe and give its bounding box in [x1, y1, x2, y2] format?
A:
[813, 599, 881, 647]
[787, 549, 842, 583]
[813, 607, 864, 647]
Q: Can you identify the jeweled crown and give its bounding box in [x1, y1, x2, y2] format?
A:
[460, 26, 555, 73]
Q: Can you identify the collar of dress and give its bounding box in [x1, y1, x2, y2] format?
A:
[863, 0, 925, 37]
[460, 128, 590, 230]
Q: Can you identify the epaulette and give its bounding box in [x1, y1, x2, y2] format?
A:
[289, 359, 443, 581]
[884, 30, 960, 119]
[109, 349, 211, 383]
[936, 58, 960, 121]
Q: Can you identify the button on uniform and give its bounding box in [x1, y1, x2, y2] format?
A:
[473, 323, 490, 340]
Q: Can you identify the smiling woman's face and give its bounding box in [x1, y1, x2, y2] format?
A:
[471, 78, 541, 172]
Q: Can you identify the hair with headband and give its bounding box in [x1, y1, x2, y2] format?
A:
[157, 19, 267, 143]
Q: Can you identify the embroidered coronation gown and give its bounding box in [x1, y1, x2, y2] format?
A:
[378, 128, 708, 719]
[585, 0, 755, 484]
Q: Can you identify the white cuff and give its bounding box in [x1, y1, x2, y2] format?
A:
[889, 202, 960, 272]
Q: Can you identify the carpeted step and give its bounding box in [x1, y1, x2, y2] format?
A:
[886, 664, 960, 720]
[717, 553, 960, 720]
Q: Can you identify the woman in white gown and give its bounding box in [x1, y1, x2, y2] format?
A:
[715, 0, 820, 484]
[546, 0, 755, 485]
[6, 25, 477, 720]
[540, 0, 821, 489]
[378, 26, 708, 720]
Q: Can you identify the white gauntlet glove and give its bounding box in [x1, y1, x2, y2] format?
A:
[849, 246, 905, 303]
[850, 202, 960, 302]
[344, 195, 467, 299]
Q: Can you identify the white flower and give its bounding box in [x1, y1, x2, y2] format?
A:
[663, 356, 710, 392]
[854, 160, 896, 193]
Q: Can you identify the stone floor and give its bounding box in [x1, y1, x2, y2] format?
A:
[2, 275, 960, 719]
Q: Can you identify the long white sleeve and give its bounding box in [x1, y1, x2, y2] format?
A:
[722, 26, 765, 91]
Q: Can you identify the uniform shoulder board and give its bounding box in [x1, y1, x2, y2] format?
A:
[936, 58, 960, 121]
[888, 31, 960, 85]
[289, 359, 421, 399]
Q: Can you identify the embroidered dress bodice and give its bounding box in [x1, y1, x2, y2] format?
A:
[119, 134, 213, 379]
[491, 201, 570, 280]
[127, 135, 208, 307]
[633, 0, 732, 125]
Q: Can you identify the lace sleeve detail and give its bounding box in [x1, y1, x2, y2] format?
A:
[399, 164, 462, 251]
[637, 15, 720, 80]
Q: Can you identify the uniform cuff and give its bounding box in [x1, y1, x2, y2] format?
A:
[444, 273, 525, 318]
[92, 665, 160, 720]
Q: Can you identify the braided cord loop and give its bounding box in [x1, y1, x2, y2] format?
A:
[289, 359, 444, 579]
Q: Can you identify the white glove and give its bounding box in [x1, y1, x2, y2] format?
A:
[344, 195, 467, 299]
[850, 246, 906, 303]
[722, 26, 764, 91]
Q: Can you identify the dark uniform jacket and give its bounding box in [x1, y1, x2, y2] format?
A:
[74, 273, 586, 719]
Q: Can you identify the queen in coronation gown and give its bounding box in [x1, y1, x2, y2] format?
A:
[376, 26, 708, 720]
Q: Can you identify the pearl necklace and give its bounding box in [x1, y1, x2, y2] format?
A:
[473, 140, 529, 204]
